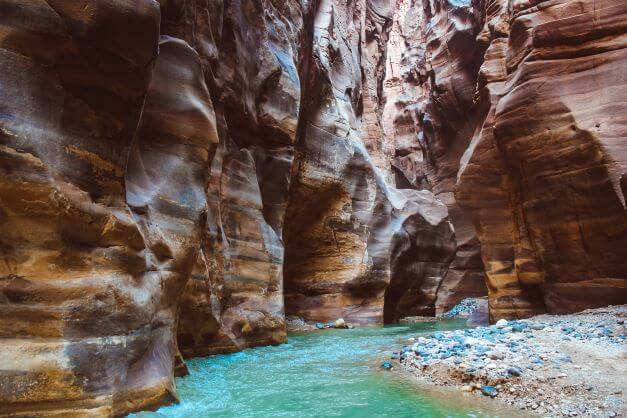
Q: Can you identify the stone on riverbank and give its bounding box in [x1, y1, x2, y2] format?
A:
[286, 317, 355, 332]
[395, 305, 627, 417]
[381, 361, 393, 370]
[441, 298, 486, 319]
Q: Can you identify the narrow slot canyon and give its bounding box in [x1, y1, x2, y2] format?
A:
[0, 0, 625, 417]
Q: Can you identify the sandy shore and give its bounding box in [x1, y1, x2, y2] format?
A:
[392, 305, 626, 417]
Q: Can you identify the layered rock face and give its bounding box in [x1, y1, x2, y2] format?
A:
[370, 0, 627, 319]
[283, 0, 457, 324]
[457, 0, 627, 319]
[1, 0, 626, 415]
[0, 1, 216, 415]
[0, 2, 457, 414]
[380, 0, 489, 314]
[157, 0, 311, 358]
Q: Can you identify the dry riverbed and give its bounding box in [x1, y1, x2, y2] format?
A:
[391, 305, 626, 417]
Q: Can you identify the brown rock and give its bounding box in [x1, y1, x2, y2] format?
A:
[0, 1, 216, 415]
[159, 0, 312, 356]
[2, 0, 626, 415]
[379, 0, 489, 314]
[457, 0, 627, 319]
[283, 0, 457, 324]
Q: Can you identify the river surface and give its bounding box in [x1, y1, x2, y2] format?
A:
[135, 320, 515, 417]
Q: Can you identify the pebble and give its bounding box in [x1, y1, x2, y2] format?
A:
[481, 386, 498, 397]
[381, 361, 393, 370]
[442, 298, 483, 318]
[507, 367, 522, 377]
[495, 319, 508, 329]
[334, 318, 347, 328]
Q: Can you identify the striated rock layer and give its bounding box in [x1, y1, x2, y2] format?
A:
[457, 0, 627, 319]
[0, 0, 216, 415]
[379, 0, 489, 314]
[158, 0, 312, 358]
[368, 0, 626, 319]
[1, 0, 626, 415]
[283, 0, 457, 324]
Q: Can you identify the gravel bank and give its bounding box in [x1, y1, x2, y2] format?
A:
[392, 305, 626, 417]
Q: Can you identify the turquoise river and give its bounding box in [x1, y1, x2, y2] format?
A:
[134, 320, 522, 418]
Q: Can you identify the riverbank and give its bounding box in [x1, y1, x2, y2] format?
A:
[393, 305, 626, 417]
[136, 319, 529, 417]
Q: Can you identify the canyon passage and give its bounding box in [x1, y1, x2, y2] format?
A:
[0, 0, 626, 416]
[132, 320, 521, 418]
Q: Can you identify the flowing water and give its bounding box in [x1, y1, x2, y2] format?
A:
[135, 320, 518, 418]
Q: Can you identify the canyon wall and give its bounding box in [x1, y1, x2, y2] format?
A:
[368, 0, 627, 319]
[156, 0, 310, 358]
[380, 0, 489, 314]
[282, 0, 457, 324]
[0, 0, 626, 415]
[0, 1, 215, 415]
[457, 0, 627, 319]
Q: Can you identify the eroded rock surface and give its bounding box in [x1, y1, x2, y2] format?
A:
[1, 0, 626, 415]
[283, 0, 457, 324]
[0, 1, 215, 415]
[457, 0, 627, 319]
[157, 0, 312, 357]
[380, 0, 490, 315]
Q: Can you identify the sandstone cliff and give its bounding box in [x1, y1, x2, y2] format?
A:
[0, 1, 212, 414]
[0, 0, 625, 415]
[158, 0, 310, 358]
[457, 0, 627, 319]
[283, 0, 456, 324]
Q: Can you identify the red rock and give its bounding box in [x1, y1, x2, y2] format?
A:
[283, 0, 457, 324]
[0, 1, 206, 415]
[458, 0, 627, 319]
[1, 0, 625, 414]
[159, 0, 312, 357]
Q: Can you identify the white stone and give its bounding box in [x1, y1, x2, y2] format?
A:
[464, 337, 480, 346]
[495, 319, 509, 329]
[334, 318, 347, 328]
